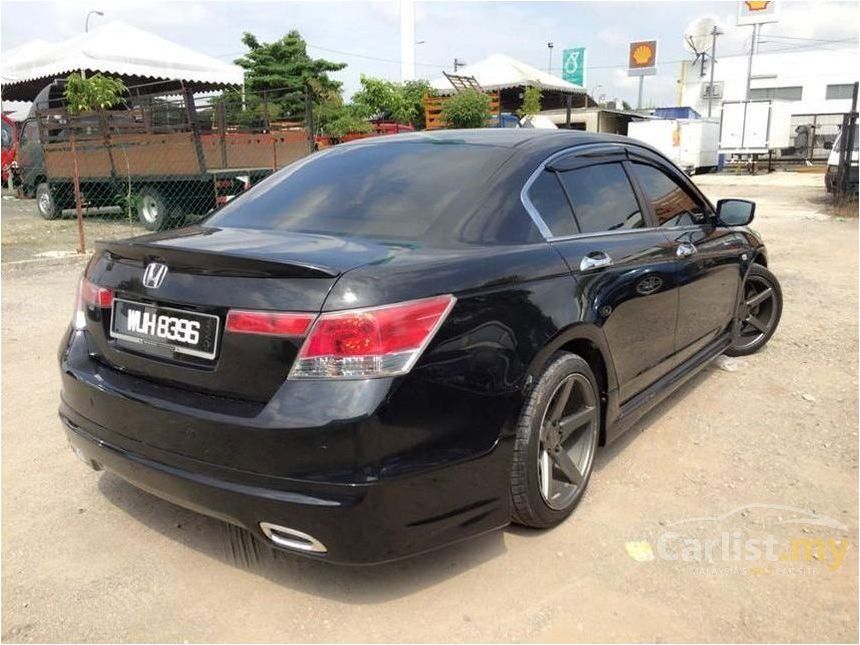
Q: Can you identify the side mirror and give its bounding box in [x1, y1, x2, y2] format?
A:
[716, 199, 755, 227]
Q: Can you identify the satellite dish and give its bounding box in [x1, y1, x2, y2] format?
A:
[683, 15, 719, 55]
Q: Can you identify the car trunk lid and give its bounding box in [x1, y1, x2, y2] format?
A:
[82, 226, 398, 402]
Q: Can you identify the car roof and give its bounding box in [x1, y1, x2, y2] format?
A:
[344, 128, 648, 156]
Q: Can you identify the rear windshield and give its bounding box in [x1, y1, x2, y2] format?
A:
[207, 140, 512, 241]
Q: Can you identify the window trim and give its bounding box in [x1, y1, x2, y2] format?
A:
[521, 142, 718, 240]
[626, 157, 714, 229]
[527, 168, 580, 238]
[521, 143, 656, 241]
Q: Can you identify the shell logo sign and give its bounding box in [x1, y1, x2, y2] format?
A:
[738, 0, 778, 25]
[628, 40, 658, 76]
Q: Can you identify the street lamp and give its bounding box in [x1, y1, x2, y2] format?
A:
[547, 42, 554, 74]
[85, 10, 103, 32]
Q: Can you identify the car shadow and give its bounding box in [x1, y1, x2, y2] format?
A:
[95, 363, 715, 598]
[96, 472, 507, 604]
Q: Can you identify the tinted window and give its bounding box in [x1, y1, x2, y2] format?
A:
[557, 163, 643, 233]
[527, 171, 577, 237]
[631, 163, 707, 227]
[207, 141, 511, 241]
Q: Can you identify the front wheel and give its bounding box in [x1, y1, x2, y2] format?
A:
[510, 353, 601, 528]
[725, 264, 783, 356]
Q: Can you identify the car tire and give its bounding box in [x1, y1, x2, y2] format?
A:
[36, 182, 59, 220]
[725, 264, 783, 357]
[138, 186, 172, 231]
[510, 352, 601, 529]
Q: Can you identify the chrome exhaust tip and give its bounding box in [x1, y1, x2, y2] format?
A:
[259, 522, 327, 554]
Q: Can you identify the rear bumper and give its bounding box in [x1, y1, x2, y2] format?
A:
[58, 329, 516, 564]
[61, 407, 511, 564]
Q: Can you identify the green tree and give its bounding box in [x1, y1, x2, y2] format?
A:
[234, 30, 346, 119]
[441, 89, 492, 129]
[64, 73, 127, 113]
[352, 76, 434, 129]
[518, 85, 542, 118]
[314, 101, 371, 139]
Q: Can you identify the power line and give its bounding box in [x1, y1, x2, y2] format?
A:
[757, 33, 859, 43]
[211, 35, 856, 77]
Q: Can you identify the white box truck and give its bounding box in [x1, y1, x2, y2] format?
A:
[627, 118, 720, 175]
[718, 99, 793, 154]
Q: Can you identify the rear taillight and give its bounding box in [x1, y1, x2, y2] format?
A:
[73, 277, 113, 330]
[80, 278, 114, 308]
[226, 310, 315, 337]
[289, 294, 455, 379]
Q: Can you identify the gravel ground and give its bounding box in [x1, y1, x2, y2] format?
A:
[1, 172, 857, 643]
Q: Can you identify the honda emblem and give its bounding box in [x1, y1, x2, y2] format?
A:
[142, 262, 168, 289]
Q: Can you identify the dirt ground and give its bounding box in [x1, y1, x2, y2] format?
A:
[0, 192, 149, 265]
[1, 172, 857, 643]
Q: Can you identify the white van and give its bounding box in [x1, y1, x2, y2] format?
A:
[825, 124, 858, 193]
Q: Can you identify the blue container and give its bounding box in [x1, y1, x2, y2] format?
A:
[653, 106, 701, 120]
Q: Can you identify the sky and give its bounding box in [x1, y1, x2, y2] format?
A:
[1, 0, 858, 108]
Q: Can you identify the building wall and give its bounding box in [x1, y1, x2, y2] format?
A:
[681, 47, 859, 119]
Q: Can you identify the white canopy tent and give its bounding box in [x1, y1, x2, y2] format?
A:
[0, 21, 244, 101]
[430, 54, 585, 95]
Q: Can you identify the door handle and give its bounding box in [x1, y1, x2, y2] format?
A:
[580, 251, 612, 272]
[676, 242, 697, 258]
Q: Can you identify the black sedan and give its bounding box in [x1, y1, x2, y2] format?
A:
[59, 130, 782, 564]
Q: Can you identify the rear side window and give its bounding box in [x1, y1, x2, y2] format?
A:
[557, 163, 644, 233]
[207, 141, 511, 241]
[527, 171, 577, 237]
[630, 162, 707, 227]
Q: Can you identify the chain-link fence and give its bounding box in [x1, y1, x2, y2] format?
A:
[13, 81, 313, 251]
[783, 112, 846, 162]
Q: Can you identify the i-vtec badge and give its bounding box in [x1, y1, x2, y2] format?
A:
[142, 262, 168, 289]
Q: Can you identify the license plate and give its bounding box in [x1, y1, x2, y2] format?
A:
[110, 298, 220, 360]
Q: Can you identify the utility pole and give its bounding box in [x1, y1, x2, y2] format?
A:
[547, 42, 554, 74]
[707, 25, 723, 117]
[399, 0, 415, 81]
[453, 57, 466, 72]
[744, 23, 760, 100]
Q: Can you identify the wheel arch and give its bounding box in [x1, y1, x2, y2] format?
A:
[526, 324, 617, 445]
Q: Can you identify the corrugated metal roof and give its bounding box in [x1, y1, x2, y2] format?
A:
[430, 54, 585, 95]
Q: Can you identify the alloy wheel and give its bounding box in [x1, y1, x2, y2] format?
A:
[537, 373, 599, 510]
[733, 274, 778, 352]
